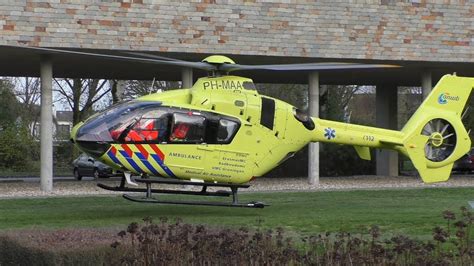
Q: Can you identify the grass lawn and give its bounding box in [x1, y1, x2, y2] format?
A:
[0, 187, 472, 239]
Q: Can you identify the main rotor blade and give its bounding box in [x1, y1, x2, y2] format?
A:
[3, 45, 215, 71]
[220, 62, 400, 72]
[123, 52, 185, 62]
[5, 45, 401, 73]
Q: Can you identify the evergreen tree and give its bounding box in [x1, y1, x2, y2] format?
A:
[0, 80, 20, 128]
[0, 79, 38, 171]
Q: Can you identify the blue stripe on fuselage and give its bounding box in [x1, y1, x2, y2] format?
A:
[107, 149, 122, 165]
[119, 150, 143, 173]
[135, 152, 160, 176]
[151, 154, 176, 178]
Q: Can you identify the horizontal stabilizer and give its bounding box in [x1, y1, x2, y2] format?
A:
[354, 146, 371, 160]
[379, 139, 403, 146]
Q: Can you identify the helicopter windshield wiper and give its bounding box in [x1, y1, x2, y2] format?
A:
[118, 118, 140, 142]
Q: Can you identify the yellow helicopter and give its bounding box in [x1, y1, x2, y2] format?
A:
[17, 46, 474, 208]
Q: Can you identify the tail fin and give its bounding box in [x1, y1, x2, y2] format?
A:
[401, 74, 473, 183]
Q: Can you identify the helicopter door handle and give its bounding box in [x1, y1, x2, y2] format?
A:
[197, 146, 214, 151]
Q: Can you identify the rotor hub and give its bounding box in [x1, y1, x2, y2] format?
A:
[429, 132, 444, 147]
[202, 55, 235, 65]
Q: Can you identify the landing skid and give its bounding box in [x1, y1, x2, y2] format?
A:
[97, 176, 268, 208]
[122, 194, 266, 208]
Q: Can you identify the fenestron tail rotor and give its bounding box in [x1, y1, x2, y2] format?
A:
[421, 119, 457, 162]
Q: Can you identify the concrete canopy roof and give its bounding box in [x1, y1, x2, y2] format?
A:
[0, 45, 472, 86]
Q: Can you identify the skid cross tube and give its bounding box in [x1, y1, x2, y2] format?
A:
[231, 186, 238, 205]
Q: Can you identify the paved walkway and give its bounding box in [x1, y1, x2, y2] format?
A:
[0, 175, 472, 199]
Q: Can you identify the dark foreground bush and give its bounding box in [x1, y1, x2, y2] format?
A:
[0, 235, 119, 265]
[0, 236, 54, 265]
[111, 207, 472, 265]
[0, 207, 472, 265]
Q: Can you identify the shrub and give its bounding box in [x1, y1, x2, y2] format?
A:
[112, 207, 472, 265]
[0, 124, 38, 171]
[0, 236, 54, 265]
[320, 144, 375, 176]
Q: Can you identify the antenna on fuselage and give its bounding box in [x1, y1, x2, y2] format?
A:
[150, 77, 156, 94]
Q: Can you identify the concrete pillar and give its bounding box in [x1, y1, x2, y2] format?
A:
[181, 68, 193, 88]
[376, 85, 398, 176]
[40, 56, 53, 192]
[421, 71, 432, 99]
[308, 72, 319, 185]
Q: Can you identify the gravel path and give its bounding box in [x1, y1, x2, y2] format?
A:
[0, 175, 472, 199]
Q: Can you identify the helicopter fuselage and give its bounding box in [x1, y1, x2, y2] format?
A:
[72, 76, 317, 184]
[71, 74, 474, 184]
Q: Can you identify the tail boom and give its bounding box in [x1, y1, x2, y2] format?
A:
[310, 74, 473, 183]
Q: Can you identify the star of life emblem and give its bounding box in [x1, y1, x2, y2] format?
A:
[324, 127, 336, 140]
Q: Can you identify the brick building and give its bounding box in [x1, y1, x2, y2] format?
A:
[0, 1, 471, 60]
[0, 1, 472, 81]
[0, 0, 472, 188]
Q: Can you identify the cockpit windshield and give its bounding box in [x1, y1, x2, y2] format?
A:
[76, 101, 163, 143]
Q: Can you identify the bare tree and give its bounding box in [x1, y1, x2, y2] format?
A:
[322, 85, 361, 121]
[54, 78, 111, 125]
[256, 83, 308, 110]
[110, 80, 125, 104]
[398, 86, 423, 128]
[115, 79, 181, 101]
[9, 77, 42, 135]
[255, 83, 359, 122]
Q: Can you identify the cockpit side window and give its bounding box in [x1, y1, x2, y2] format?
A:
[81, 102, 241, 145]
[111, 108, 169, 143]
[169, 112, 206, 143]
[217, 119, 239, 143]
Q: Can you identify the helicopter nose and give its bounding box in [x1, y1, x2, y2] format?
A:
[71, 121, 111, 157]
